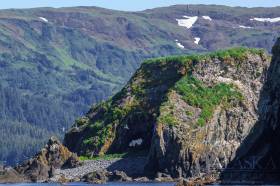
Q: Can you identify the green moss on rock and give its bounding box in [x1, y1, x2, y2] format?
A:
[174, 76, 243, 126]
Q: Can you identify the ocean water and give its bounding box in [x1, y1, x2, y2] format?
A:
[0, 183, 175, 186]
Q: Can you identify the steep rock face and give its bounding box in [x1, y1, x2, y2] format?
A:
[64, 58, 188, 155]
[64, 48, 270, 180]
[145, 50, 270, 178]
[222, 38, 280, 182]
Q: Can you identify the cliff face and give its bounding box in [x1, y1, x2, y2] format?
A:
[146, 49, 270, 178]
[222, 38, 280, 182]
[64, 48, 270, 178]
[64, 55, 188, 155]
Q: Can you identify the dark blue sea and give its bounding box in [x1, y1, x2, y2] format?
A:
[0, 183, 175, 186]
[1, 182, 279, 186]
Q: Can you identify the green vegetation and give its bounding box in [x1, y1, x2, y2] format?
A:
[83, 123, 113, 148]
[75, 117, 90, 127]
[143, 47, 265, 65]
[79, 153, 127, 161]
[79, 149, 149, 161]
[185, 111, 194, 116]
[81, 97, 143, 154]
[174, 76, 243, 126]
[159, 113, 178, 126]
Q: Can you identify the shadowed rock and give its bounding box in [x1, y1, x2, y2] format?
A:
[220, 37, 280, 184]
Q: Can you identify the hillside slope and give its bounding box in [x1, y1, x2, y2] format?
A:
[64, 48, 270, 178]
[0, 4, 279, 165]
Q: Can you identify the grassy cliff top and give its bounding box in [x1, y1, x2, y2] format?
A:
[143, 47, 266, 66]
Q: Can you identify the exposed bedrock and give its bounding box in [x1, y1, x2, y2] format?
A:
[145, 49, 270, 178]
[0, 137, 80, 183]
[220, 38, 280, 183]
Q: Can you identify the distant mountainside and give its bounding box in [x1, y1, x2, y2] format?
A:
[0, 4, 279, 165]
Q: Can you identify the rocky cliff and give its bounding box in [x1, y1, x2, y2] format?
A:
[220, 38, 280, 183]
[64, 47, 270, 179]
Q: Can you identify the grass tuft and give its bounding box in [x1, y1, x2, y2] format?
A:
[143, 47, 265, 65]
[79, 153, 127, 161]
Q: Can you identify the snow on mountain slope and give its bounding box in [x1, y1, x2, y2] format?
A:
[194, 37, 200, 44]
[202, 16, 212, 21]
[176, 16, 198, 29]
[250, 17, 280, 23]
[38, 17, 48, 22]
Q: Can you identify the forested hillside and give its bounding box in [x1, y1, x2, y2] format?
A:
[0, 5, 279, 165]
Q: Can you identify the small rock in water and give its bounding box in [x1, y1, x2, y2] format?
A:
[82, 170, 109, 184]
[109, 170, 132, 182]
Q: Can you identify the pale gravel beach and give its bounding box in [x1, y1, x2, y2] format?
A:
[54, 157, 147, 180]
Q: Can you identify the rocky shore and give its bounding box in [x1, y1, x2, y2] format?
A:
[0, 137, 176, 184]
[52, 156, 148, 182]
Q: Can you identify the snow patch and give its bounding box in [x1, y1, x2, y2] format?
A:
[176, 40, 185, 49]
[194, 37, 200, 45]
[129, 138, 143, 147]
[176, 16, 198, 29]
[202, 16, 212, 21]
[239, 25, 253, 29]
[250, 17, 280, 23]
[39, 17, 48, 22]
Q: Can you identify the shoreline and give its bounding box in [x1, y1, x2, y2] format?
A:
[50, 156, 154, 183]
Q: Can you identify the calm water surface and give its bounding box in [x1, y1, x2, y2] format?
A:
[0, 183, 175, 186]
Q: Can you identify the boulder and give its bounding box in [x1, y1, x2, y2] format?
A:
[133, 177, 150, 182]
[0, 167, 25, 183]
[11, 136, 80, 182]
[62, 154, 81, 169]
[82, 170, 133, 183]
[109, 170, 132, 182]
[82, 170, 109, 184]
[154, 172, 174, 182]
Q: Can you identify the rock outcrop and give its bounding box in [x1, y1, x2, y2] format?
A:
[0, 167, 25, 183]
[220, 38, 280, 183]
[145, 48, 270, 178]
[82, 170, 132, 184]
[64, 47, 270, 179]
[0, 137, 80, 183]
